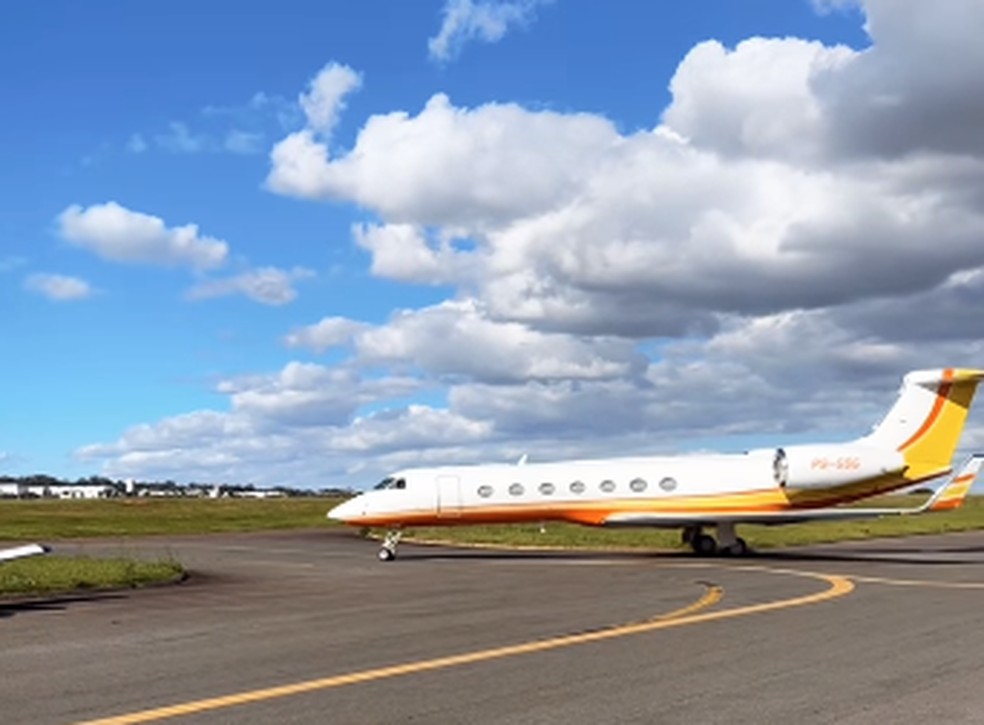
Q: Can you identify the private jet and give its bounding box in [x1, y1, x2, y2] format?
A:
[328, 368, 984, 560]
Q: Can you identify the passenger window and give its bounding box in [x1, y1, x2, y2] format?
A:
[478, 485, 493, 498]
[600, 479, 616, 493]
[538, 482, 555, 495]
[508, 482, 524, 496]
[629, 478, 647, 493]
[569, 480, 586, 494]
[395, 479, 406, 490]
[659, 477, 677, 492]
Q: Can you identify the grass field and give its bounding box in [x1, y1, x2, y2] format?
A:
[0, 555, 184, 598]
[0, 497, 342, 597]
[0, 496, 345, 539]
[2, 495, 984, 553]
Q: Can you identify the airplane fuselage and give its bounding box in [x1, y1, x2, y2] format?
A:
[329, 442, 914, 529]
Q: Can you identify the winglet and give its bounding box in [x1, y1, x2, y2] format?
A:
[924, 455, 982, 512]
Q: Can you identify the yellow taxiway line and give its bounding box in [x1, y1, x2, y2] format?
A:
[74, 566, 852, 725]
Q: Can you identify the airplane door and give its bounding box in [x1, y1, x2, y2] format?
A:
[436, 475, 462, 518]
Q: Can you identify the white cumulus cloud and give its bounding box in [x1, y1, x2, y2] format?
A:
[352, 299, 645, 384]
[155, 122, 209, 153]
[186, 266, 315, 306]
[330, 405, 493, 454]
[284, 316, 369, 352]
[58, 202, 229, 270]
[299, 62, 362, 135]
[218, 362, 423, 428]
[267, 92, 616, 223]
[428, 0, 551, 62]
[352, 222, 481, 284]
[23, 273, 95, 301]
[662, 37, 855, 162]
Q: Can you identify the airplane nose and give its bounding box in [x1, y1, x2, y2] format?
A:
[327, 500, 349, 522]
[327, 498, 359, 522]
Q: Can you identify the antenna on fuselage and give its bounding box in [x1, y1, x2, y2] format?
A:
[517, 454, 528, 466]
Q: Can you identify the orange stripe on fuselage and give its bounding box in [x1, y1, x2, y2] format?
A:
[898, 368, 953, 452]
[350, 489, 788, 528]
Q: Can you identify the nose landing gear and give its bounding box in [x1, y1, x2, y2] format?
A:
[378, 529, 403, 562]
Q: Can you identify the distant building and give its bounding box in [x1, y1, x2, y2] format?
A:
[0, 482, 28, 498]
[0, 477, 319, 500]
[51, 484, 115, 499]
[138, 485, 182, 498]
[0, 482, 115, 499]
[233, 489, 286, 499]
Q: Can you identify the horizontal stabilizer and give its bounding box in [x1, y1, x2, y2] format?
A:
[924, 455, 982, 512]
[0, 543, 51, 563]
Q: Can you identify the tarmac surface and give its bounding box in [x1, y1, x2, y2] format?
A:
[3, 528, 984, 725]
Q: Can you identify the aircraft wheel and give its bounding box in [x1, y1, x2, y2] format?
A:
[720, 537, 749, 557]
[691, 533, 717, 556]
[378, 547, 395, 562]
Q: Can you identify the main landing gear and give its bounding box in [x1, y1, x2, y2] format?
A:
[682, 524, 750, 557]
[378, 529, 403, 561]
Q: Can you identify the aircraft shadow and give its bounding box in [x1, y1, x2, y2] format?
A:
[0, 592, 127, 619]
[830, 544, 984, 556]
[398, 547, 675, 562]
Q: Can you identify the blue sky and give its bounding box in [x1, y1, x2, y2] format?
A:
[4, 0, 984, 489]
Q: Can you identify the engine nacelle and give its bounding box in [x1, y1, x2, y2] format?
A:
[773, 444, 906, 490]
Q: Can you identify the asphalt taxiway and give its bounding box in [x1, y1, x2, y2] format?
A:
[3, 529, 984, 725]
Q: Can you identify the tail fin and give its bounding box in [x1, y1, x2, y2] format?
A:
[859, 368, 984, 480]
[924, 455, 982, 512]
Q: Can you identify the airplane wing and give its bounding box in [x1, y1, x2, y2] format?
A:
[604, 455, 983, 528]
[0, 543, 51, 563]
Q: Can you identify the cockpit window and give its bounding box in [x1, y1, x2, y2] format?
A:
[373, 477, 407, 490]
